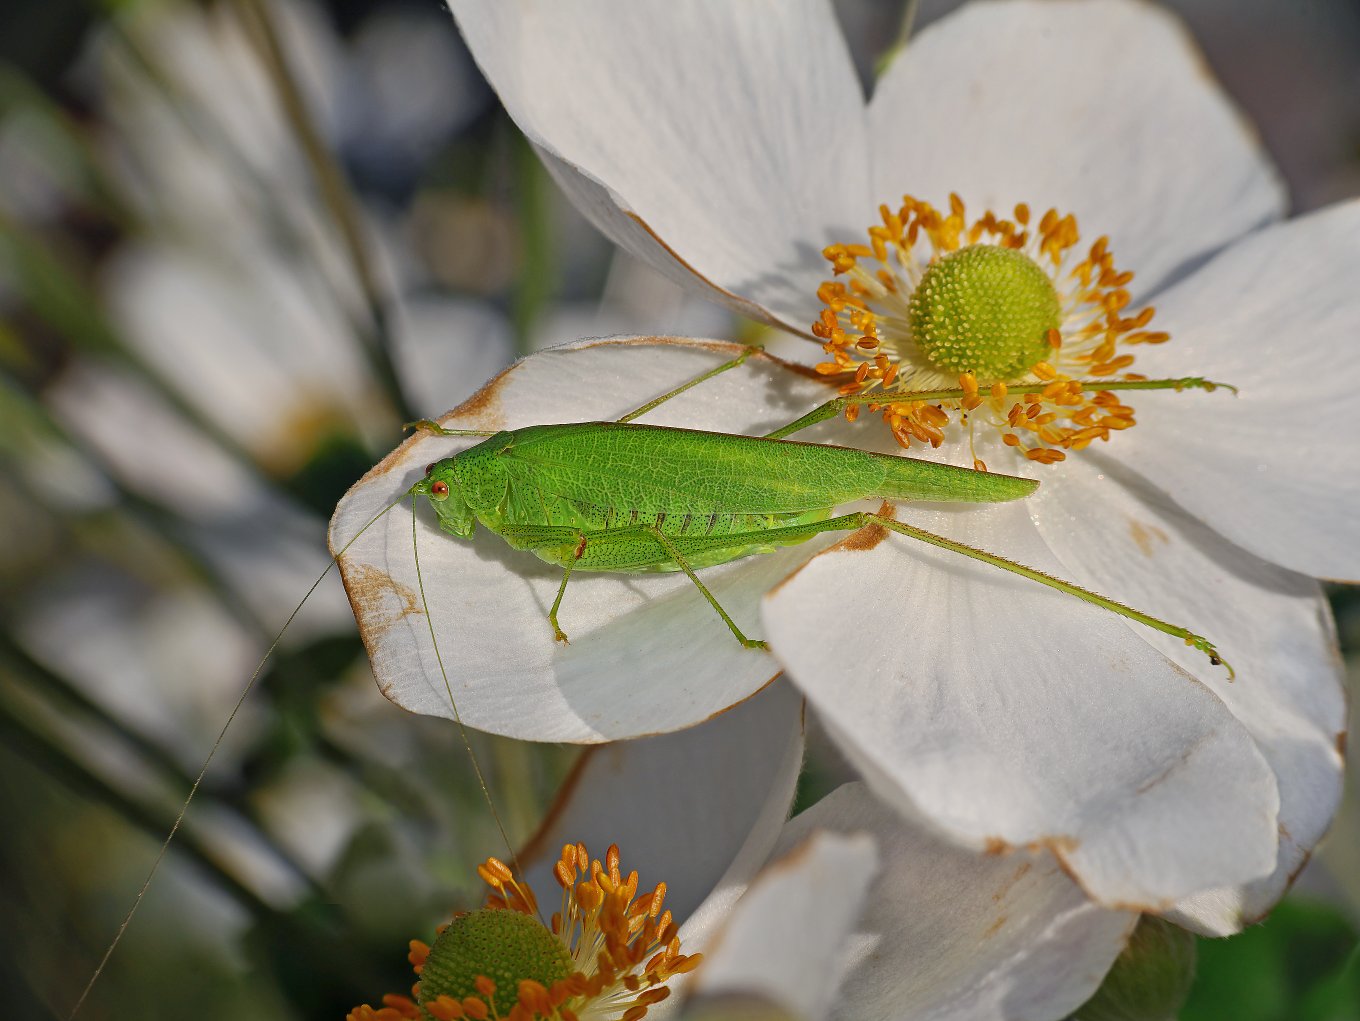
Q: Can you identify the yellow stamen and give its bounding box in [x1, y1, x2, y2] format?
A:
[811, 195, 1168, 465]
[349, 843, 700, 1021]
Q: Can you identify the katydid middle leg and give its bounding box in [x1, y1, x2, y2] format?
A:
[495, 523, 588, 643]
[641, 525, 767, 650]
[662, 508, 1231, 672]
[500, 521, 767, 649]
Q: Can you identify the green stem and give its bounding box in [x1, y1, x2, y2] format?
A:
[232, 0, 413, 423]
[99, 14, 377, 363]
[510, 129, 557, 356]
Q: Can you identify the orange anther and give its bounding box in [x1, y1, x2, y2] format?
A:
[427, 996, 465, 1020]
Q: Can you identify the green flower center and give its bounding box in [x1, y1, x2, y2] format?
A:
[907, 244, 1061, 378]
[418, 909, 573, 1008]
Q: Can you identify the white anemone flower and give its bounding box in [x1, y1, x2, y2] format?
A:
[332, 0, 1354, 936]
[346, 685, 1138, 1021]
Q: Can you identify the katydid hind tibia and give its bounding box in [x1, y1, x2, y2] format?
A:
[392, 341, 1229, 673]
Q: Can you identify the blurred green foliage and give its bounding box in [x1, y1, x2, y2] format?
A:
[1185, 900, 1360, 1021]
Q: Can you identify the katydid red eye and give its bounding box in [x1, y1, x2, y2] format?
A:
[431, 480, 449, 499]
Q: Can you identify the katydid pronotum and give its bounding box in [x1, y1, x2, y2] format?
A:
[69, 340, 1232, 1018]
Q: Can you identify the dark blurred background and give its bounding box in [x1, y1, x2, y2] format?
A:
[0, 1, 1357, 1018]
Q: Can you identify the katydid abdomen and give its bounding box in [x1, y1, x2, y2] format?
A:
[438, 421, 1037, 573]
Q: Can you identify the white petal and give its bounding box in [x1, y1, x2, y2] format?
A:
[446, 0, 872, 332]
[1108, 199, 1360, 581]
[687, 829, 878, 1021]
[761, 498, 1280, 909]
[769, 784, 1136, 1021]
[1030, 457, 1346, 935]
[869, 0, 1284, 300]
[329, 338, 839, 742]
[515, 681, 806, 927]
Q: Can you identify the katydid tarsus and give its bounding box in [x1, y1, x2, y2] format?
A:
[71, 341, 1232, 1019]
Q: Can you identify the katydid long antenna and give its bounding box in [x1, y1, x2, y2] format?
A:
[67, 482, 520, 1018]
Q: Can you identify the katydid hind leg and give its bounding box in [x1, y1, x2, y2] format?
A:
[643, 526, 768, 650]
[858, 512, 1232, 676]
[663, 508, 1230, 673]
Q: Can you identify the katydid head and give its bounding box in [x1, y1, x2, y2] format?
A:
[411, 458, 475, 538]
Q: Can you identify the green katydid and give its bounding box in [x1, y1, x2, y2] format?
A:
[401, 343, 1232, 673]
